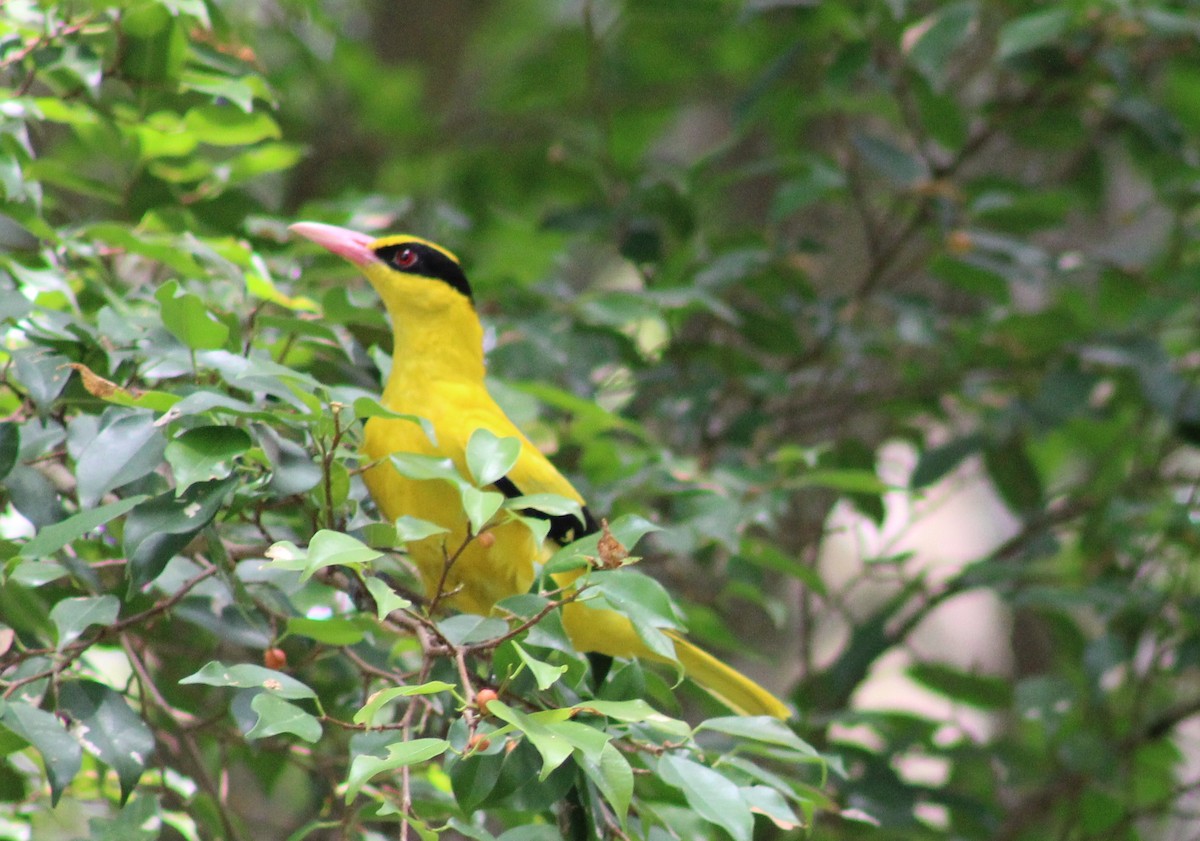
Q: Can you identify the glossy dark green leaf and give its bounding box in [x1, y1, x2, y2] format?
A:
[11, 348, 70, 410]
[2, 465, 66, 530]
[49, 595, 118, 650]
[983, 438, 1044, 514]
[19, 495, 147, 560]
[437, 615, 509, 647]
[75, 411, 167, 508]
[584, 570, 681, 661]
[450, 749, 505, 812]
[0, 702, 81, 805]
[123, 477, 236, 589]
[164, 425, 251, 490]
[58, 681, 154, 804]
[263, 431, 322, 496]
[0, 422, 18, 481]
[119, 1, 186, 82]
[910, 434, 986, 489]
[83, 793, 162, 841]
[659, 753, 753, 841]
[577, 743, 633, 828]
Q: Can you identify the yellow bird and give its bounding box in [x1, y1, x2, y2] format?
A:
[290, 221, 789, 719]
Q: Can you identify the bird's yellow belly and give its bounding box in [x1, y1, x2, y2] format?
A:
[362, 416, 538, 615]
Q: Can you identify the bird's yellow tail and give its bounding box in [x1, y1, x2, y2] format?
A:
[561, 600, 790, 718]
[667, 631, 791, 719]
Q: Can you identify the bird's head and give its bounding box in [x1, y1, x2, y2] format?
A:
[289, 221, 473, 314]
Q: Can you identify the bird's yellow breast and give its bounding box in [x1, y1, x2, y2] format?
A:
[362, 387, 542, 616]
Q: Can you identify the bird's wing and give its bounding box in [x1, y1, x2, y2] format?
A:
[448, 391, 597, 542]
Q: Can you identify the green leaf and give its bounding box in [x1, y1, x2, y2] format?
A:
[354, 682, 457, 725]
[246, 694, 322, 742]
[449, 751, 506, 814]
[438, 615, 509, 646]
[286, 616, 366, 646]
[585, 570, 681, 660]
[123, 477, 236, 589]
[120, 2, 186, 83]
[997, 7, 1071, 61]
[9, 560, 69, 587]
[910, 434, 985, 489]
[58, 681, 154, 804]
[512, 642, 568, 690]
[852, 132, 927, 187]
[578, 743, 633, 829]
[393, 515, 450, 543]
[302, 529, 383, 575]
[390, 453, 464, 484]
[577, 699, 691, 738]
[11, 348, 70, 410]
[983, 438, 1043, 514]
[904, 2, 977, 87]
[164, 426, 251, 490]
[461, 486, 505, 533]
[183, 104, 281, 146]
[0, 701, 81, 805]
[0, 422, 18, 482]
[179, 661, 317, 700]
[363, 577, 413, 619]
[482, 700, 580, 777]
[697, 717, 820, 758]
[264, 530, 382, 581]
[788, 468, 891, 495]
[352, 397, 436, 445]
[908, 662, 1013, 709]
[770, 160, 845, 220]
[741, 785, 802, 831]
[156, 281, 230, 350]
[19, 495, 147, 560]
[75, 411, 167, 507]
[502, 493, 584, 521]
[659, 753, 753, 841]
[466, 429, 521, 487]
[344, 738, 450, 802]
[49, 595, 119, 650]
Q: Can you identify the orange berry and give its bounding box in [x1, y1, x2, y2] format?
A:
[946, 229, 973, 255]
[477, 531, 496, 548]
[263, 648, 288, 670]
[467, 733, 492, 752]
[475, 688, 499, 714]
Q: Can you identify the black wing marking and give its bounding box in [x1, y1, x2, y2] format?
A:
[493, 475, 599, 544]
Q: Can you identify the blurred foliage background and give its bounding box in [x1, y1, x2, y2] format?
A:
[3, 0, 1200, 838]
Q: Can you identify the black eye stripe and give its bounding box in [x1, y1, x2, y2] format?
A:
[372, 242, 474, 303]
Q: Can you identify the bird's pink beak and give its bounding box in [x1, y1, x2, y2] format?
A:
[289, 222, 378, 267]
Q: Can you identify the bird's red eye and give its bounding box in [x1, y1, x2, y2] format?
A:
[395, 249, 418, 269]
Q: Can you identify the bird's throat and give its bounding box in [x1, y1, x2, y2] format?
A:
[381, 304, 487, 401]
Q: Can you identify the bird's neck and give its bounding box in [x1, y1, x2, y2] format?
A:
[381, 303, 487, 401]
